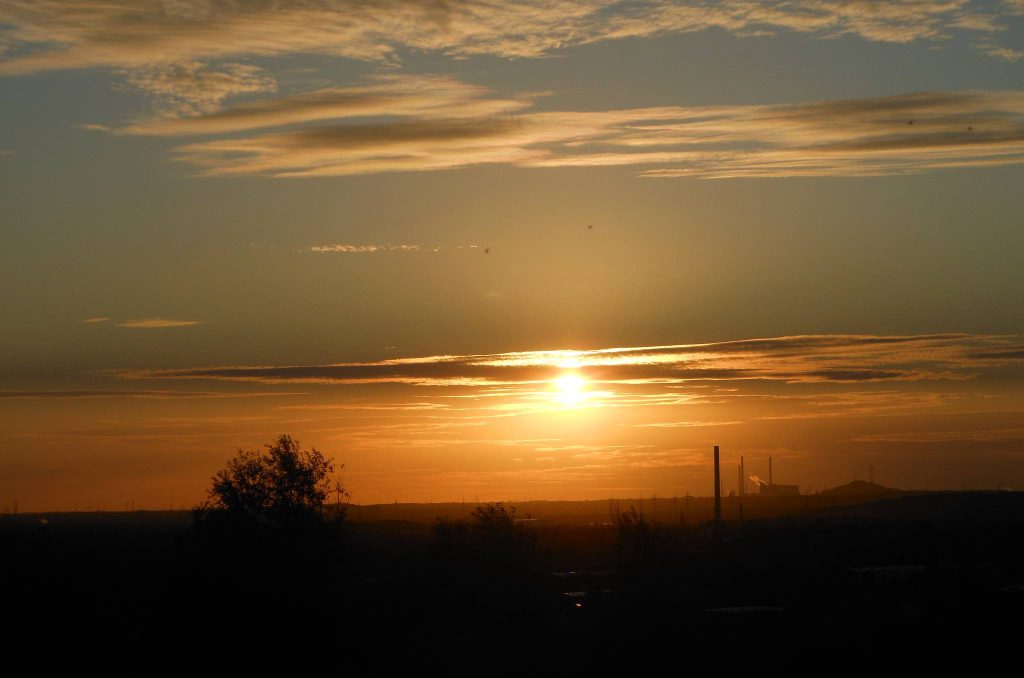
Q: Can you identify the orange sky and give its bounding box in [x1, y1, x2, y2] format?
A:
[3, 335, 1023, 511]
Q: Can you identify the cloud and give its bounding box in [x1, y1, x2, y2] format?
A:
[981, 43, 1024, 61]
[116, 333, 1024, 386]
[969, 347, 1024, 360]
[307, 241, 480, 254]
[0, 390, 300, 399]
[116, 317, 202, 328]
[636, 420, 743, 428]
[0, 1, 1015, 78]
[120, 60, 276, 117]
[309, 244, 422, 254]
[851, 426, 1024, 443]
[747, 390, 971, 420]
[150, 86, 1024, 178]
[81, 316, 111, 323]
[173, 114, 543, 176]
[276, 401, 450, 412]
[118, 74, 533, 136]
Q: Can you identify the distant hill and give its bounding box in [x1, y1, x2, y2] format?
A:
[818, 480, 903, 497]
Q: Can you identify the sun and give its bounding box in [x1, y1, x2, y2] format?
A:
[553, 371, 589, 406]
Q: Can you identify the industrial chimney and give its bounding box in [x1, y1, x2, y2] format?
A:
[740, 455, 745, 497]
[713, 445, 722, 523]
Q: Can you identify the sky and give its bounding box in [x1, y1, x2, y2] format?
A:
[1, 1, 1023, 511]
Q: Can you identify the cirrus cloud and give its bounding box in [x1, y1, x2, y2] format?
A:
[152, 82, 1024, 179]
[117, 73, 535, 136]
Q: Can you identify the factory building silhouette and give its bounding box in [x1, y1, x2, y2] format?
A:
[714, 446, 799, 508]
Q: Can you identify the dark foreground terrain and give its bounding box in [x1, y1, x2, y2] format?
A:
[4, 491, 1022, 669]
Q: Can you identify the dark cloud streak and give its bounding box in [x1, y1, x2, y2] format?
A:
[117, 334, 1024, 387]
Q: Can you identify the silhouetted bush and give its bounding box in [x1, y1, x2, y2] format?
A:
[431, 503, 541, 593]
[614, 504, 651, 568]
[612, 504, 690, 584]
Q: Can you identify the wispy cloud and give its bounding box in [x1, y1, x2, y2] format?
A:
[308, 242, 480, 254]
[851, 426, 1024, 443]
[748, 390, 972, 420]
[116, 333, 1024, 386]
[0, 390, 300, 399]
[116, 317, 203, 328]
[80, 316, 111, 323]
[118, 74, 533, 136]
[145, 86, 1024, 179]
[980, 43, 1024, 61]
[0, 1, 1016, 78]
[636, 420, 743, 428]
[309, 244, 422, 254]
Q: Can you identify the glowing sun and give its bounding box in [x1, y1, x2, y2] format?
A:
[553, 372, 589, 406]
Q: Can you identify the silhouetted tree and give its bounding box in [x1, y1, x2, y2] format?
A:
[467, 502, 528, 540]
[614, 504, 655, 575]
[433, 502, 536, 557]
[193, 434, 348, 535]
[184, 435, 350, 646]
[431, 502, 541, 606]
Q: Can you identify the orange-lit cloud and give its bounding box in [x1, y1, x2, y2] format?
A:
[0, 390, 302, 399]
[146, 87, 1024, 178]
[120, 60, 276, 116]
[637, 420, 744, 428]
[118, 74, 534, 136]
[851, 426, 1024, 443]
[0, 1, 1016, 78]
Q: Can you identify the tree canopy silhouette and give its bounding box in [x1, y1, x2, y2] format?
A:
[432, 502, 539, 580]
[194, 434, 347, 533]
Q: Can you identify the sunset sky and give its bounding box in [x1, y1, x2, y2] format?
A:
[2, 1, 1023, 511]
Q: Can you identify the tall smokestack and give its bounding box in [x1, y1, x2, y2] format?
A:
[740, 455, 745, 497]
[714, 445, 722, 523]
[769, 456, 773, 486]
